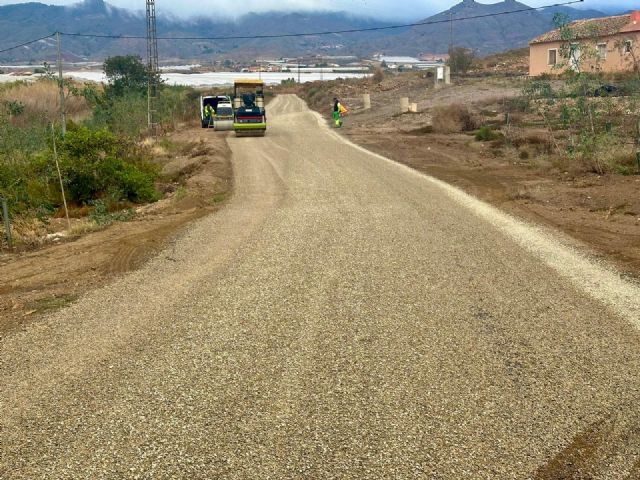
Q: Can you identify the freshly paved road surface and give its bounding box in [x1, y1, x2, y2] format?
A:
[2, 95, 640, 479]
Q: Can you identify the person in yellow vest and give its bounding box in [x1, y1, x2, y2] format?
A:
[204, 104, 215, 127]
[332, 98, 348, 128]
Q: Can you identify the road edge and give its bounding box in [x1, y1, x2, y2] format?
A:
[308, 103, 640, 327]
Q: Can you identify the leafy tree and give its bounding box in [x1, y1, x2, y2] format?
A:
[447, 47, 475, 75]
[103, 55, 159, 98]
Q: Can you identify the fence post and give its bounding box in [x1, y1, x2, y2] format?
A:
[363, 93, 371, 110]
[400, 97, 409, 113]
[1, 198, 12, 250]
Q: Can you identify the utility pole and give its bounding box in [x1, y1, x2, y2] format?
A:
[146, 0, 159, 135]
[56, 31, 66, 136]
[449, 12, 454, 51]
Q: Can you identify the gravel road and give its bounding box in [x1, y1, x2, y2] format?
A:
[2, 95, 640, 479]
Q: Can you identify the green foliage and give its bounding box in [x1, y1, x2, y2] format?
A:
[475, 126, 501, 142]
[88, 199, 134, 226]
[0, 116, 45, 156]
[517, 16, 640, 175]
[447, 47, 475, 75]
[103, 55, 156, 98]
[0, 58, 199, 224]
[157, 86, 199, 129]
[89, 92, 148, 137]
[57, 125, 159, 204]
[3, 100, 25, 117]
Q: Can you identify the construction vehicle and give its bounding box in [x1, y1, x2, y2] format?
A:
[200, 95, 232, 129]
[233, 79, 266, 137]
[213, 101, 234, 131]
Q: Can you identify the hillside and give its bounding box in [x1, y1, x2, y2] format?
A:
[0, 0, 608, 62]
[372, 0, 608, 55]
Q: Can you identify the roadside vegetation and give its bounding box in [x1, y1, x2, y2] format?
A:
[490, 15, 640, 176]
[0, 55, 200, 248]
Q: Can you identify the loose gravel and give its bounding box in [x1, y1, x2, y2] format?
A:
[1, 95, 640, 479]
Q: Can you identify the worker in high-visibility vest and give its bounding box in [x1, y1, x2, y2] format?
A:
[204, 104, 215, 127]
[332, 98, 348, 128]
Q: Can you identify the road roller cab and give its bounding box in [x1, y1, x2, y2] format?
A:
[233, 79, 266, 137]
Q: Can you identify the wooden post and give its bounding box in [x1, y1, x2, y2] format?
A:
[56, 32, 66, 136]
[400, 97, 409, 113]
[636, 117, 640, 172]
[52, 124, 71, 230]
[1, 198, 12, 250]
[363, 93, 371, 110]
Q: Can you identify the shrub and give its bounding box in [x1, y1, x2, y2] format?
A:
[504, 97, 530, 113]
[372, 68, 384, 83]
[431, 104, 477, 133]
[475, 126, 501, 142]
[57, 126, 159, 204]
[88, 199, 135, 226]
[448, 47, 475, 75]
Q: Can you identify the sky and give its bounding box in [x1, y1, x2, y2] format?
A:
[0, 0, 634, 20]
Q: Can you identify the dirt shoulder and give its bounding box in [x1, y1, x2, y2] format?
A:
[297, 74, 640, 278]
[0, 127, 233, 336]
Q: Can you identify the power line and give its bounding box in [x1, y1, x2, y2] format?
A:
[0, 33, 55, 55]
[0, 0, 583, 54]
[58, 0, 583, 41]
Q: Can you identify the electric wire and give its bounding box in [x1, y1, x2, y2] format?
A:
[59, 0, 584, 41]
[0, 0, 584, 54]
[0, 33, 56, 55]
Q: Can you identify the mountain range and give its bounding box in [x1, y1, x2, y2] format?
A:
[0, 0, 613, 62]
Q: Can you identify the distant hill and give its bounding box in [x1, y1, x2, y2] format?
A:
[0, 0, 610, 62]
[371, 0, 609, 56]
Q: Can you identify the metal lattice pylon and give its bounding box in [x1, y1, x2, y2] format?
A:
[146, 0, 159, 133]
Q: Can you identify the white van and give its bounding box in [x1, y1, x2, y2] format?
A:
[200, 95, 231, 129]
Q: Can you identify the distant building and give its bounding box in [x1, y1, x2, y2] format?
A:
[419, 53, 449, 62]
[375, 55, 422, 65]
[530, 12, 640, 76]
[374, 55, 445, 70]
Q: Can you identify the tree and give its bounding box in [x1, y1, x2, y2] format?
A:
[447, 47, 475, 75]
[372, 67, 385, 83]
[103, 55, 159, 97]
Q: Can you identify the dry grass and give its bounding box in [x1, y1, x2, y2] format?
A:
[431, 104, 478, 133]
[1, 79, 91, 124]
[68, 220, 102, 236]
[7, 217, 50, 248]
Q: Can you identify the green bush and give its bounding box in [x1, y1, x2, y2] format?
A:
[89, 199, 135, 226]
[57, 126, 159, 204]
[475, 126, 501, 142]
[88, 92, 148, 138]
[0, 67, 198, 221]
